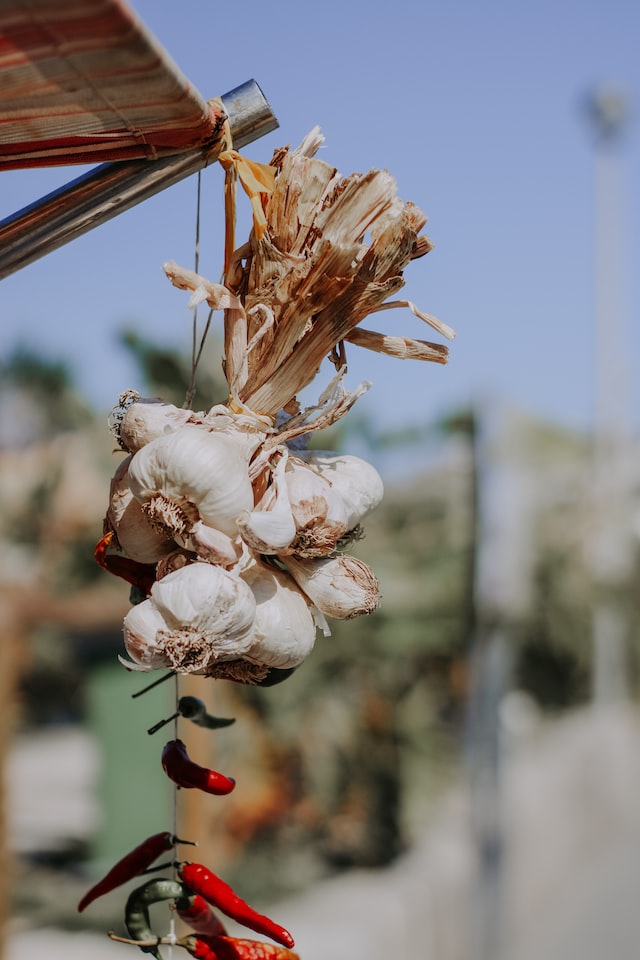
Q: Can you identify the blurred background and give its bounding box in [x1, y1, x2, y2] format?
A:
[2, 1, 640, 958]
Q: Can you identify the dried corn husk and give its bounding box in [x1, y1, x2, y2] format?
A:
[164, 127, 455, 421]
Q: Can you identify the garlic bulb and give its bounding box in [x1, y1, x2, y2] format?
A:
[295, 450, 383, 530]
[240, 557, 317, 668]
[236, 453, 296, 554]
[282, 554, 380, 619]
[284, 457, 348, 558]
[176, 520, 240, 567]
[123, 561, 257, 673]
[106, 456, 175, 563]
[122, 600, 173, 670]
[128, 424, 254, 538]
[111, 395, 193, 453]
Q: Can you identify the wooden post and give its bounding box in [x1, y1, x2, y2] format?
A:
[0, 592, 23, 960]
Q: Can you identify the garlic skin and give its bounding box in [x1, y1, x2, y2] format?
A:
[128, 424, 255, 538]
[176, 520, 241, 567]
[115, 397, 193, 453]
[106, 456, 175, 563]
[282, 553, 380, 619]
[295, 450, 384, 530]
[202, 403, 272, 460]
[123, 561, 257, 673]
[156, 549, 194, 580]
[240, 558, 317, 668]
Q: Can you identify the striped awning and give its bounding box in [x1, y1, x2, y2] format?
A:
[0, 0, 224, 170]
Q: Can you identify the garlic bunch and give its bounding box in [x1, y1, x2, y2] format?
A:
[103, 403, 384, 680]
[99, 129, 456, 681]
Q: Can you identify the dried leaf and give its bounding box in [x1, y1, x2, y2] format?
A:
[345, 327, 449, 364]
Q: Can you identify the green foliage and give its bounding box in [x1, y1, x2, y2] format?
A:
[1, 346, 92, 439]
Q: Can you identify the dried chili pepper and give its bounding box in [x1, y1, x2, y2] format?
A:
[184, 935, 300, 960]
[94, 532, 156, 595]
[179, 862, 294, 949]
[78, 831, 174, 912]
[125, 877, 186, 958]
[162, 740, 236, 796]
[184, 937, 219, 960]
[177, 892, 227, 936]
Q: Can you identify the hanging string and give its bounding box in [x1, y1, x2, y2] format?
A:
[170, 162, 205, 953]
[172, 673, 180, 854]
[183, 115, 275, 410]
[165, 671, 180, 960]
[183, 172, 201, 409]
[184, 171, 206, 409]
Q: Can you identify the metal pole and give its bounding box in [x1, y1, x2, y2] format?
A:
[465, 401, 535, 960]
[585, 89, 632, 704]
[0, 79, 278, 281]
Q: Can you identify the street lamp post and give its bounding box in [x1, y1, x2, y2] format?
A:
[585, 89, 632, 704]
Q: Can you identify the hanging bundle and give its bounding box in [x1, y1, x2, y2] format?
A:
[90, 125, 454, 960]
[99, 127, 455, 684]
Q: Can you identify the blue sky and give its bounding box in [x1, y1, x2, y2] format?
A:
[2, 0, 639, 442]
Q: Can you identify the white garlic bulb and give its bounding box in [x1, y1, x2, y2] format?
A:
[106, 456, 175, 563]
[283, 457, 348, 558]
[113, 396, 193, 453]
[282, 553, 380, 619]
[123, 561, 257, 673]
[295, 450, 383, 530]
[122, 599, 173, 670]
[240, 557, 317, 668]
[128, 424, 255, 538]
[236, 453, 296, 554]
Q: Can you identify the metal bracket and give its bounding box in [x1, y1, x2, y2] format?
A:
[0, 79, 278, 281]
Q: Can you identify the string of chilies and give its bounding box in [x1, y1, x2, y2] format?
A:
[77, 689, 298, 960]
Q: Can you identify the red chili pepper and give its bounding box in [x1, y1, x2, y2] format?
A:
[179, 862, 294, 949]
[177, 893, 227, 936]
[162, 740, 236, 796]
[94, 532, 156, 595]
[78, 831, 173, 912]
[185, 937, 218, 960]
[185, 935, 300, 960]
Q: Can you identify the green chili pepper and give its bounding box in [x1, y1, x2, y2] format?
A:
[125, 878, 187, 957]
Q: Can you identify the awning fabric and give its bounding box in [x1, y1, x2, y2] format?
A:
[0, 0, 224, 170]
